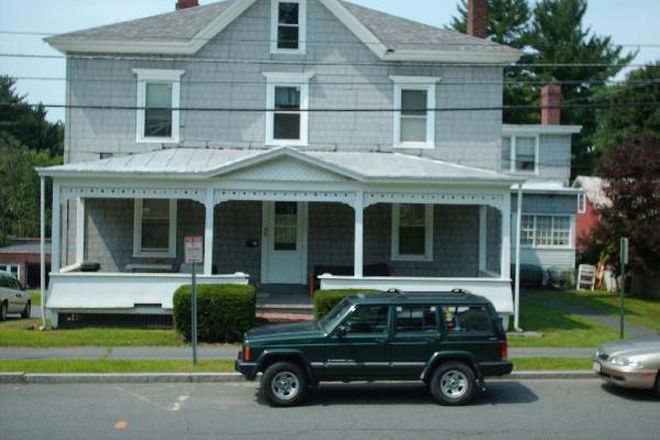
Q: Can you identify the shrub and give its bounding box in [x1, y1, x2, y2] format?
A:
[173, 284, 256, 343]
[313, 289, 380, 319]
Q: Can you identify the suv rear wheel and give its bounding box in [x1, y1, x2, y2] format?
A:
[429, 362, 476, 406]
[261, 361, 308, 407]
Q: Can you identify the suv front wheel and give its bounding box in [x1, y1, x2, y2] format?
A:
[429, 362, 476, 406]
[261, 361, 308, 407]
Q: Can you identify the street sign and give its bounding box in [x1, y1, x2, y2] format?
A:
[619, 237, 629, 340]
[620, 237, 629, 266]
[184, 236, 204, 264]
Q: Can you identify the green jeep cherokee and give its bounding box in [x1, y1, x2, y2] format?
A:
[236, 290, 512, 406]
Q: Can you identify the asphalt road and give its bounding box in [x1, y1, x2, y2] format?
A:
[1, 379, 658, 439]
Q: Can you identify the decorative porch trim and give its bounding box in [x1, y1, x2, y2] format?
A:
[213, 189, 356, 206]
[59, 185, 207, 204]
[363, 191, 506, 211]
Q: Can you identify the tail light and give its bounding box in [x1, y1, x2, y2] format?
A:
[500, 341, 508, 359]
[243, 345, 251, 361]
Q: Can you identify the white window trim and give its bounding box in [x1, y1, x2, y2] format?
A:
[517, 213, 574, 250]
[0, 263, 20, 280]
[270, 0, 307, 55]
[263, 71, 314, 146]
[391, 204, 434, 262]
[507, 134, 540, 175]
[133, 68, 185, 144]
[133, 199, 177, 258]
[391, 76, 440, 150]
[577, 192, 587, 214]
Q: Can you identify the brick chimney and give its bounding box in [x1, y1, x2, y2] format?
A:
[541, 84, 562, 125]
[176, 0, 199, 10]
[467, 0, 488, 39]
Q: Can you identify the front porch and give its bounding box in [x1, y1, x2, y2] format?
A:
[38, 147, 520, 326]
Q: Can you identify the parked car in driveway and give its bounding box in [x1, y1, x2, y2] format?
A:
[236, 290, 513, 406]
[593, 337, 660, 395]
[0, 271, 31, 320]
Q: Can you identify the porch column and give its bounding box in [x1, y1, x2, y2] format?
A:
[39, 176, 46, 329]
[203, 189, 214, 275]
[353, 191, 364, 277]
[51, 182, 61, 274]
[75, 197, 85, 264]
[500, 190, 511, 280]
[478, 206, 487, 274]
[514, 184, 523, 330]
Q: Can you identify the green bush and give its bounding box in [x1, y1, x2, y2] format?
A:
[313, 289, 380, 318]
[173, 284, 256, 343]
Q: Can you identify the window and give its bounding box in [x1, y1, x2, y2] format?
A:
[0, 264, 19, 280]
[133, 199, 177, 258]
[519, 215, 572, 248]
[577, 193, 586, 214]
[133, 69, 185, 143]
[264, 72, 313, 146]
[391, 204, 434, 261]
[343, 305, 389, 335]
[273, 202, 297, 251]
[443, 305, 494, 333]
[395, 305, 439, 334]
[391, 76, 439, 149]
[502, 135, 539, 173]
[270, 0, 306, 54]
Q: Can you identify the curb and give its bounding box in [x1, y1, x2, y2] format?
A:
[0, 371, 596, 384]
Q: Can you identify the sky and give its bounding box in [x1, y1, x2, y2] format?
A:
[1, 0, 659, 122]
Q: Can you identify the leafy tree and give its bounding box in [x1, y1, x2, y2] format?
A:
[590, 138, 660, 291]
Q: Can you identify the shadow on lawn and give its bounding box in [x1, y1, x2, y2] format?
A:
[524, 290, 641, 318]
[518, 296, 595, 332]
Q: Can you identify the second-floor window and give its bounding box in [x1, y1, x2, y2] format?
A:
[502, 135, 539, 173]
[133, 69, 184, 143]
[391, 76, 439, 149]
[271, 0, 306, 54]
[264, 72, 313, 146]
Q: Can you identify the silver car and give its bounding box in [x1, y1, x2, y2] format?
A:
[0, 271, 31, 320]
[593, 337, 660, 395]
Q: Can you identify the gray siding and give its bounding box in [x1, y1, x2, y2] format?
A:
[215, 201, 262, 282]
[486, 206, 501, 274]
[538, 134, 571, 184]
[511, 193, 577, 215]
[65, 0, 503, 170]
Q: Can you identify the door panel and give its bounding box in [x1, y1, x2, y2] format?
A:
[389, 305, 443, 379]
[262, 201, 307, 284]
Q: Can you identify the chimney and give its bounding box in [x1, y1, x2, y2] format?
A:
[541, 84, 562, 125]
[176, 0, 199, 10]
[467, 0, 488, 39]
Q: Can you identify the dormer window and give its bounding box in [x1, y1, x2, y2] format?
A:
[271, 0, 306, 54]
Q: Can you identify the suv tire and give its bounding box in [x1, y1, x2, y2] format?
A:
[21, 300, 31, 319]
[0, 301, 7, 321]
[261, 361, 308, 407]
[429, 362, 476, 406]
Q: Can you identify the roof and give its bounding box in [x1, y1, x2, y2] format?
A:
[45, 0, 521, 63]
[0, 240, 51, 255]
[347, 290, 491, 305]
[511, 180, 581, 195]
[502, 124, 583, 136]
[572, 176, 612, 207]
[37, 147, 521, 185]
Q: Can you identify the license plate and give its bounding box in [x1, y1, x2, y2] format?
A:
[592, 361, 602, 373]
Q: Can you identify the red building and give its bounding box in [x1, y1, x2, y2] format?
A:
[572, 176, 611, 252]
[0, 237, 51, 288]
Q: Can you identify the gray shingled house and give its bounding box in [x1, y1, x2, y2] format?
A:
[37, 0, 580, 328]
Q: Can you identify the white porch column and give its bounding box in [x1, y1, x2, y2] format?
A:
[203, 189, 215, 275]
[75, 197, 85, 264]
[39, 176, 46, 329]
[500, 190, 511, 280]
[478, 205, 488, 274]
[51, 182, 61, 274]
[514, 184, 523, 330]
[353, 191, 364, 277]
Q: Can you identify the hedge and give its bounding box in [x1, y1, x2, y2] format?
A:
[173, 284, 256, 343]
[313, 289, 380, 319]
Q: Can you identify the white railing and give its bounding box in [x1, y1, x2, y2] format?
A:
[318, 275, 513, 315]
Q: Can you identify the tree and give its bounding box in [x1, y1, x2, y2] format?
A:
[450, 0, 531, 48]
[593, 62, 660, 152]
[590, 139, 660, 293]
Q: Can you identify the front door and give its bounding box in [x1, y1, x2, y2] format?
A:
[262, 201, 308, 284]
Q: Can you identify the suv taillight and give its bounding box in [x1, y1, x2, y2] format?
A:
[243, 345, 251, 361]
[500, 341, 508, 359]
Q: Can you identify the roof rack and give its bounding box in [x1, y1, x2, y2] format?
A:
[385, 288, 406, 297]
[450, 288, 472, 295]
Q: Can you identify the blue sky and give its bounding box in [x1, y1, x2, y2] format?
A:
[1, 0, 658, 122]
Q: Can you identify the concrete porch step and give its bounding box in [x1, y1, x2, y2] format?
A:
[257, 303, 313, 310]
[257, 311, 315, 322]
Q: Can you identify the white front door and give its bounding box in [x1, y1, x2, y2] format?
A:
[261, 201, 308, 284]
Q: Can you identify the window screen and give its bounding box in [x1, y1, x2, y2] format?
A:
[515, 136, 536, 171]
[274, 86, 301, 140]
[140, 199, 170, 251]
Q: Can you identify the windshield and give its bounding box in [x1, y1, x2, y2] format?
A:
[319, 298, 354, 333]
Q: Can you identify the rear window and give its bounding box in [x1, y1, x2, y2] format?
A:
[395, 305, 439, 334]
[442, 305, 493, 333]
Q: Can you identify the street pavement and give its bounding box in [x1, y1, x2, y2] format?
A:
[0, 379, 658, 439]
[0, 345, 597, 360]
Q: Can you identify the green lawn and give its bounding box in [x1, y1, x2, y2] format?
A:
[0, 319, 183, 347]
[29, 290, 41, 306]
[0, 358, 588, 373]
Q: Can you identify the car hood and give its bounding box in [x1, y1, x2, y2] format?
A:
[246, 321, 324, 341]
[600, 337, 660, 357]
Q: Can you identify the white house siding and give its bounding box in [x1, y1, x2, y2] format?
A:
[64, 0, 503, 171]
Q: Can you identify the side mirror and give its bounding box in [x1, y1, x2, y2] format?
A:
[335, 325, 347, 337]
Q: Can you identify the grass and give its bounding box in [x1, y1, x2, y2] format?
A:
[0, 319, 183, 348]
[29, 290, 41, 306]
[0, 358, 588, 373]
[0, 359, 234, 373]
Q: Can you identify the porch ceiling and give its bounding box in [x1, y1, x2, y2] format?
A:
[37, 147, 522, 186]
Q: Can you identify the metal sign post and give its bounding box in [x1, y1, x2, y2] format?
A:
[184, 236, 204, 365]
[619, 237, 629, 340]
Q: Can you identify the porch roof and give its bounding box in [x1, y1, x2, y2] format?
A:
[37, 147, 522, 185]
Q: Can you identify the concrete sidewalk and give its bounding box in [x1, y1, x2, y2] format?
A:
[0, 345, 596, 360]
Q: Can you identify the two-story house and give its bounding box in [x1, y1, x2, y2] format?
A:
[36, 0, 578, 328]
